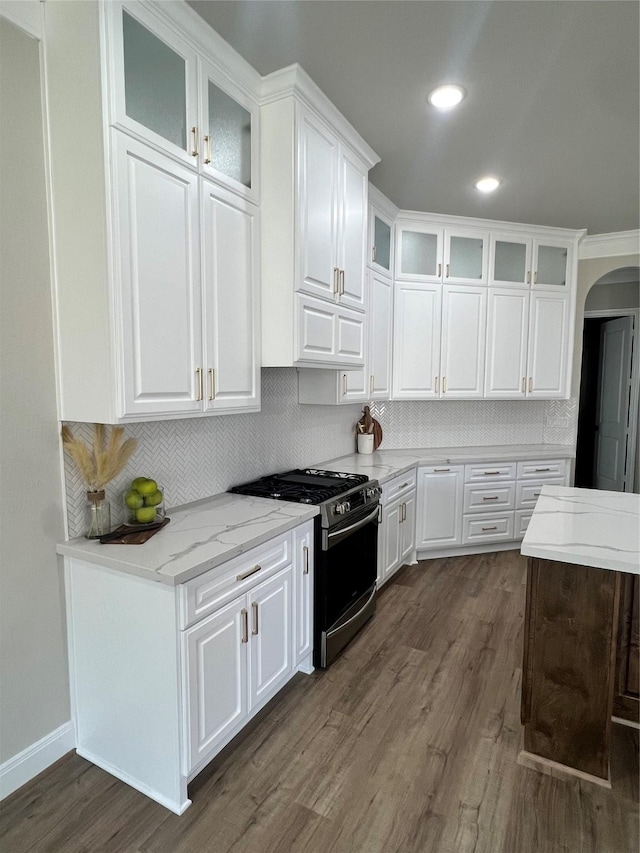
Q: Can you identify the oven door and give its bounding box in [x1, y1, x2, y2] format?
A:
[315, 502, 379, 668]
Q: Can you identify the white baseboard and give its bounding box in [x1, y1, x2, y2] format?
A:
[0, 720, 75, 800]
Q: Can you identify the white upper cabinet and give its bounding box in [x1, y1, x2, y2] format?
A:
[45, 0, 263, 422]
[109, 2, 259, 201]
[396, 225, 443, 282]
[393, 282, 441, 399]
[443, 228, 489, 285]
[526, 293, 571, 398]
[440, 286, 487, 398]
[396, 220, 488, 285]
[489, 233, 532, 288]
[260, 66, 379, 368]
[368, 184, 397, 279]
[485, 288, 530, 398]
[532, 238, 574, 290]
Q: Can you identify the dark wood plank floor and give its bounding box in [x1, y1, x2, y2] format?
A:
[2, 551, 638, 853]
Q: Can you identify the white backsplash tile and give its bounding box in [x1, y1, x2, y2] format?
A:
[63, 369, 577, 538]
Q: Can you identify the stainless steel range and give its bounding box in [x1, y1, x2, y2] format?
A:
[230, 468, 381, 667]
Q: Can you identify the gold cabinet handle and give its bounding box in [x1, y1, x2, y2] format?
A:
[342, 374, 347, 396]
[534, 270, 538, 284]
[251, 602, 259, 635]
[369, 375, 374, 396]
[446, 263, 450, 278]
[482, 495, 499, 501]
[372, 245, 376, 263]
[534, 468, 551, 473]
[434, 468, 450, 473]
[208, 368, 215, 401]
[526, 270, 531, 285]
[438, 263, 442, 277]
[482, 526, 498, 532]
[435, 376, 439, 394]
[402, 502, 407, 522]
[339, 269, 345, 295]
[528, 377, 533, 393]
[442, 376, 447, 393]
[241, 608, 248, 643]
[195, 367, 203, 401]
[522, 377, 526, 393]
[483, 471, 500, 475]
[190, 126, 199, 158]
[236, 564, 262, 582]
[333, 267, 340, 294]
[303, 544, 310, 575]
[203, 134, 212, 165]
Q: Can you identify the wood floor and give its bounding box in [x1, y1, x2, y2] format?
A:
[2, 551, 638, 853]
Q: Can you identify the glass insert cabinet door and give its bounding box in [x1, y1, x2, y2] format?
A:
[398, 227, 443, 280]
[372, 215, 392, 271]
[444, 231, 488, 283]
[490, 235, 532, 288]
[533, 241, 570, 288]
[115, 4, 198, 165]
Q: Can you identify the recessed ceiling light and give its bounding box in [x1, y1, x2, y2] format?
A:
[474, 176, 501, 194]
[428, 84, 465, 111]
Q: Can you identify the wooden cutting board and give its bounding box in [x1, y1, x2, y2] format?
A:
[357, 406, 383, 450]
[99, 517, 170, 544]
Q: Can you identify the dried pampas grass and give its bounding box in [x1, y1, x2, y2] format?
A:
[61, 424, 137, 492]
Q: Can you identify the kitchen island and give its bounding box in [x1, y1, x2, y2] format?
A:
[519, 485, 640, 787]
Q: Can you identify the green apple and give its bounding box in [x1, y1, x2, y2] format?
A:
[144, 490, 163, 507]
[136, 479, 158, 497]
[131, 476, 149, 492]
[135, 506, 157, 524]
[124, 490, 143, 510]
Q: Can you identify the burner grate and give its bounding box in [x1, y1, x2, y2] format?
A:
[230, 469, 369, 505]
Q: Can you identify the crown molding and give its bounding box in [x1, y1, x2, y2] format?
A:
[579, 230, 640, 260]
[0, 0, 43, 40]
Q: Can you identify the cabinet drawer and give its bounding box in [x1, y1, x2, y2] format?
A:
[464, 462, 517, 482]
[515, 509, 532, 538]
[462, 512, 514, 544]
[179, 531, 292, 629]
[382, 469, 417, 505]
[516, 479, 565, 510]
[463, 482, 515, 514]
[517, 459, 567, 480]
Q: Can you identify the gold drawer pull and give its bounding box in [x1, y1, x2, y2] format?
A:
[303, 544, 309, 575]
[241, 608, 248, 643]
[190, 126, 199, 158]
[434, 468, 450, 473]
[236, 564, 262, 582]
[482, 526, 498, 532]
[482, 496, 499, 501]
[251, 602, 259, 635]
[534, 467, 551, 472]
[483, 471, 500, 475]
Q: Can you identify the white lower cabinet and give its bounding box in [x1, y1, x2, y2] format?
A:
[378, 471, 417, 587]
[416, 465, 464, 549]
[416, 458, 570, 557]
[64, 519, 314, 815]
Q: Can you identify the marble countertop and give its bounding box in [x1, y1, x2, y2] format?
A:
[57, 493, 318, 586]
[316, 444, 575, 486]
[521, 485, 640, 574]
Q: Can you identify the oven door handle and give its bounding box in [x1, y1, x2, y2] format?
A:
[327, 505, 380, 542]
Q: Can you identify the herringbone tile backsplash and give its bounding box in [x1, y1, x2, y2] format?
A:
[63, 368, 576, 538]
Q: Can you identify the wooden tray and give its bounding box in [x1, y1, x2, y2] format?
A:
[99, 517, 170, 545]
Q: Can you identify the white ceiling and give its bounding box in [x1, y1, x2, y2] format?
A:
[187, 0, 639, 236]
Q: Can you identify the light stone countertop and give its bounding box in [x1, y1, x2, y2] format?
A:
[316, 443, 575, 486]
[57, 493, 318, 586]
[521, 485, 640, 574]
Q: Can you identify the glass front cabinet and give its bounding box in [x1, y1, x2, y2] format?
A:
[396, 224, 488, 285]
[489, 233, 573, 291]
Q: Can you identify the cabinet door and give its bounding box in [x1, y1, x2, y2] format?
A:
[370, 207, 393, 277]
[109, 2, 199, 167]
[369, 271, 393, 399]
[444, 229, 488, 285]
[298, 112, 338, 301]
[379, 500, 401, 587]
[114, 133, 202, 417]
[416, 467, 463, 549]
[400, 492, 416, 563]
[396, 225, 443, 281]
[440, 285, 486, 398]
[485, 288, 529, 398]
[293, 523, 314, 667]
[249, 566, 293, 709]
[201, 181, 260, 413]
[295, 296, 365, 367]
[184, 597, 247, 772]
[392, 282, 441, 398]
[489, 233, 532, 288]
[199, 59, 258, 201]
[337, 148, 367, 312]
[532, 239, 572, 290]
[527, 293, 570, 398]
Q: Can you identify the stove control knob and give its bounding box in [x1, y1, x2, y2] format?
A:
[334, 501, 350, 515]
[365, 487, 380, 500]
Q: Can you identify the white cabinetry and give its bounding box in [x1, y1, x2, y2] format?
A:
[260, 67, 379, 368]
[416, 465, 464, 549]
[416, 457, 569, 557]
[46, 0, 262, 422]
[393, 284, 486, 399]
[378, 471, 417, 588]
[396, 220, 488, 285]
[65, 519, 314, 814]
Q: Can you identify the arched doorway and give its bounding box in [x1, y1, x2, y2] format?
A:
[574, 267, 639, 491]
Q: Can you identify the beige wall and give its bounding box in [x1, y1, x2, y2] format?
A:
[0, 18, 69, 764]
[585, 279, 639, 312]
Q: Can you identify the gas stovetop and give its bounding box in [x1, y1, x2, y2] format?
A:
[230, 468, 380, 528]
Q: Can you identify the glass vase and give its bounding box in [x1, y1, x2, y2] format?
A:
[86, 490, 111, 539]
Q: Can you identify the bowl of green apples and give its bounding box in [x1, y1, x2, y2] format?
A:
[123, 477, 165, 526]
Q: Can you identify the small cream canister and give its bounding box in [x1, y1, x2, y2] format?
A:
[357, 433, 374, 454]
